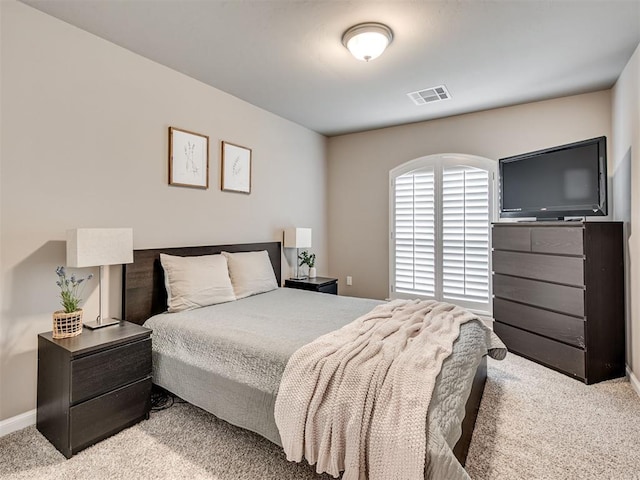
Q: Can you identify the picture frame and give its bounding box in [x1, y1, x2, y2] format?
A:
[168, 127, 209, 189]
[221, 141, 252, 194]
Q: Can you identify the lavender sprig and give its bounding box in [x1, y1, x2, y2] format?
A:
[55, 266, 93, 313]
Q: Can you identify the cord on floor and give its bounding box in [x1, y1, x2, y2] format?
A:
[150, 386, 186, 412]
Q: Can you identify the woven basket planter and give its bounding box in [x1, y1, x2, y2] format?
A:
[52, 309, 83, 339]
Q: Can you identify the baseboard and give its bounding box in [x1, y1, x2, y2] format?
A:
[0, 409, 36, 437]
[628, 366, 640, 397]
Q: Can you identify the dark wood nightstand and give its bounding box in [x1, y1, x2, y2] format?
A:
[36, 321, 152, 458]
[284, 276, 338, 295]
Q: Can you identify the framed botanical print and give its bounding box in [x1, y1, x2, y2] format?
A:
[221, 141, 252, 194]
[168, 127, 209, 189]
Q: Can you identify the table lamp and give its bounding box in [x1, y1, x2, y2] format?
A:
[66, 228, 133, 329]
[284, 227, 312, 280]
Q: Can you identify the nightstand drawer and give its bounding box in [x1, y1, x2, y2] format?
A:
[71, 338, 151, 404]
[317, 283, 338, 294]
[70, 376, 151, 454]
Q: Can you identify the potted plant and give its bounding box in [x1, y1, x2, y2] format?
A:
[298, 251, 317, 278]
[53, 266, 93, 339]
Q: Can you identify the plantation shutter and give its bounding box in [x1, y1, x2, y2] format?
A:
[442, 166, 490, 305]
[394, 169, 435, 296]
[391, 156, 494, 315]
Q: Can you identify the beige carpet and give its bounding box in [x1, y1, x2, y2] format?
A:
[466, 354, 640, 480]
[1, 353, 639, 479]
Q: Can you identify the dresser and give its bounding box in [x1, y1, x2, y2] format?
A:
[492, 222, 625, 384]
[37, 321, 152, 458]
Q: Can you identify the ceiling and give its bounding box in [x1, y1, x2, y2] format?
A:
[21, 0, 640, 137]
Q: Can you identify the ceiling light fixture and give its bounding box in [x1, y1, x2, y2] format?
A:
[342, 22, 393, 62]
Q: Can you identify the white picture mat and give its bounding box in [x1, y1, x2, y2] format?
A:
[170, 128, 208, 188]
[222, 142, 251, 193]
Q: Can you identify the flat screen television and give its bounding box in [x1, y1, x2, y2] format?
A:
[499, 136, 607, 220]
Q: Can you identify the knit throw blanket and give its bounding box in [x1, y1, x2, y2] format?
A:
[274, 298, 481, 480]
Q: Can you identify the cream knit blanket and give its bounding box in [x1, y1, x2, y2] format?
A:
[274, 298, 479, 480]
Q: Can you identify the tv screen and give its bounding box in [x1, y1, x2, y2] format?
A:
[499, 137, 607, 220]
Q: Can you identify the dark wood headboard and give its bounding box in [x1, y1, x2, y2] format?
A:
[122, 242, 282, 325]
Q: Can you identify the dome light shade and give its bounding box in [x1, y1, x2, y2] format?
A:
[342, 22, 393, 62]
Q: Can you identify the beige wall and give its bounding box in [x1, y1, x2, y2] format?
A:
[0, 0, 4, 422]
[612, 43, 640, 381]
[327, 91, 612, 300]
[0, 1, 327, 421]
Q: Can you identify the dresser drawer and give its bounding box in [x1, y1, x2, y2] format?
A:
[495, 322, 585, 379]
[531, 227, 583, 255]
[492, 251, 584, 286]
[70, 376, 151, 454]
[493, 274, 584, 317]
[493, 298, 585, 348]
[492, 226, 531, 252]
[71, 338, 151, 404]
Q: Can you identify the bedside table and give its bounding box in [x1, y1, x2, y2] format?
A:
[284, 276, 338, 295]
[37, 321, 152, 458]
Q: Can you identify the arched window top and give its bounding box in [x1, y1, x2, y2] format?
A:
[390, 153, 496, 179]
[389, 153, 497, 315]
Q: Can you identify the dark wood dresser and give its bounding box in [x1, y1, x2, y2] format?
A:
[37, 321, 151, 458]
[492, 221, 625, 384]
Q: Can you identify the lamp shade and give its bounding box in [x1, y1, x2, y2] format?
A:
[66, 228, 134, 267]
[283, 228, 312, 249]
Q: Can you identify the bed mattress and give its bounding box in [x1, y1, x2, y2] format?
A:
[144, 288, 493, 478]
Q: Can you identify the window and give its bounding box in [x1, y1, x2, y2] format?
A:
[389, 154, 496, 315]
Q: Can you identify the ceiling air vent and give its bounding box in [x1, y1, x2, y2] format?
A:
[407, 85, 451, 106]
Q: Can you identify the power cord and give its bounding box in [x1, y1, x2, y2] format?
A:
[151, 388, 174, 411]
[150, 386, 186, 412]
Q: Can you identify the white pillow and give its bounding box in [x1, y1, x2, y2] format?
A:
[222, 250, 278, 299]
[160, 253, 236, 313]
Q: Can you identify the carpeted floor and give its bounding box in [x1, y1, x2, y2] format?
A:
[1, 353, 639, 479]
[465, 355, 640, 480]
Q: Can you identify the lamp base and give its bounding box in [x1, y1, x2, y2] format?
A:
[83, 318, 121, 330]
[290, 276, 308, 281]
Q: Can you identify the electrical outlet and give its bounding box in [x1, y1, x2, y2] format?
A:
[346, 276, 353, 286]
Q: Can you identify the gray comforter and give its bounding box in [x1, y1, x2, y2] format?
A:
[144, 288, 500, 479]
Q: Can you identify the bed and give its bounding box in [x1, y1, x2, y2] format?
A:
[122, 241, 498, 479]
